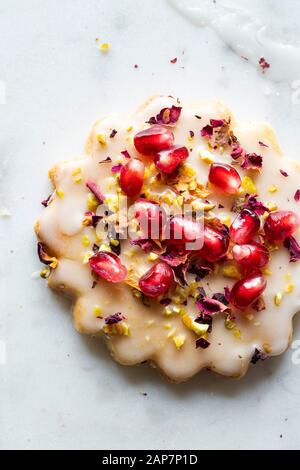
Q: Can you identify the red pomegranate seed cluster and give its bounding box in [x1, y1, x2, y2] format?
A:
[71, 105, 300, 337]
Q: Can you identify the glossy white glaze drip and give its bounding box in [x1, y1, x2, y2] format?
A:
[36, 96, 300, 382]
[169, 0, 300, 83]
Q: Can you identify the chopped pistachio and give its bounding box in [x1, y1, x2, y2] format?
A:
[110, 238, 120, 247]
[274, 292, 283, 306]
[224, 316, 236, 330]
[263, 342, 272, 354]
[285, 272, 292, 281]
[182, 313, 209, 336]
[56, 189, 65, 199]
[284, 283, 294, 294]
[126, 125, 133, 132]
[72, 167, 81, 176]
[82, 234, 90, 247]
[40, 267, 50, 279]
[241, 176, 257, 194]
[233, 328, 241, 339]
[173, 334, 186, 350]
[148, 252, 159, 261]
[222, 264, 240, 279]
[93, 305, 103, 317]
[167, 328, 177, 339]
[181, 164, 196, 178]
[99, 43, 109, 52]
[266, 201, 278, 212]
[97, 134, 107, 145]
[268, 185, 278, 193]
[147, 319, 155, 327]
[220, 216, 231, 227]
[164, 323, 172, 330]
[262, 267, 272, 276]
[99, 242, 111, 252]
[199, 149, 214, 164]
[82, 251, 93, 264]
[87, 193, 98, 211]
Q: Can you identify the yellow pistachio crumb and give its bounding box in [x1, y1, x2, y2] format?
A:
[72, 167, 81, 176]
[164, 323, 172, 330]
[147, 252, 158, 262]
[274, 292, 283, 306]
[110, 238, 120, 247]
[99, 242, 111, 252]
[233, 328, 241, 339]
[95, 233, 102, 244]
[241, 176, 257, 194]
[149, 163, 156, 172]
[263, 342, 272, 354]
[144, 168, 150, 178]
[266, 201, 278, 212]
[182, 314, 209, 336]
[222, 264, 240, 279]
[145, 335, 151, 342]
[224, 316, 236, 330]
[173, 334, 186, 350]
[93, 305, 103, 317]
[220, 216, 231, 227]
[126, 125, 133, 132]
[188, 180, 197, 190]
[285, 272, 292, 281]
[97, 134, 107, 145]
[167, 328, 177, 339]
[181, 164, 196, 178]
[199, 150, 214, 164]
[132, 289, 142, 299]
[268, 185, 278, 194]
[82, 234, 90, 247]
[147, 319, 155, 326]
[56, 189, 64, 199]
[40, 268, 50, 279]
[83, 251, 93, 264]
[284, 283, 294, 294]
[262, 267, 272, 276]
[161, 193, 174, 205]
[99, 43, 109, 52]
[87, 193, 98, 211]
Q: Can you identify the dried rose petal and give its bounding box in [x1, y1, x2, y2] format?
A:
[294, 189, 300, 202]
[251, 348, 268, 364]
[99, 157, 112, 164]
[243, 195, 269, 216]
[105, 312, 124, 325]
[196, 296, 229, 315]
[195, 313, 213, 333]
[280, 169, 289, 177]
[188, 262, 213, 281]
[241, 153, 263, 172]
[259, 57, 270, 71]
[147, 106, 182, 126]
[210, 119, 225, 128]
[170, 57, 177, 64]
[110, 129, 117, 138]
[37, 242, 56, 266]
[41, 195, 51, 207]
[86, 180, 105, 204]
[160, 250, 189, 267]
[121, 150, 131, 159]
[231, 146, 245, 159]
[258, 141, 269, 148]
[111, 163, 123, 173]
[201, 124, 213, 138]
[196, 338, 210, 349]
[283, 236, 300, 262]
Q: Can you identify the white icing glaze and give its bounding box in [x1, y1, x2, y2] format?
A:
[36, 96, 300, 382]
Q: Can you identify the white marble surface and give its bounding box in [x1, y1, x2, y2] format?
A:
[1, 0, 300, 450]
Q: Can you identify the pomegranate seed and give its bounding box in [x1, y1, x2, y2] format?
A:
[120, 159, 145, 197]
[208, 163, 241, 194]
[233, 242, 270, 269]
[229, 274, 267, 309]
[89, 252, 127, 283]
[134, 125, 174, 155]
[154, 145, 189, 174]
[169, 215, 203, 245]
[139, 262, 174, 298]
[230, 208, 260, 244]
[198, 225, 230, 262]
[264, 210, 300, 242]
[133, 199, 166, 238]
